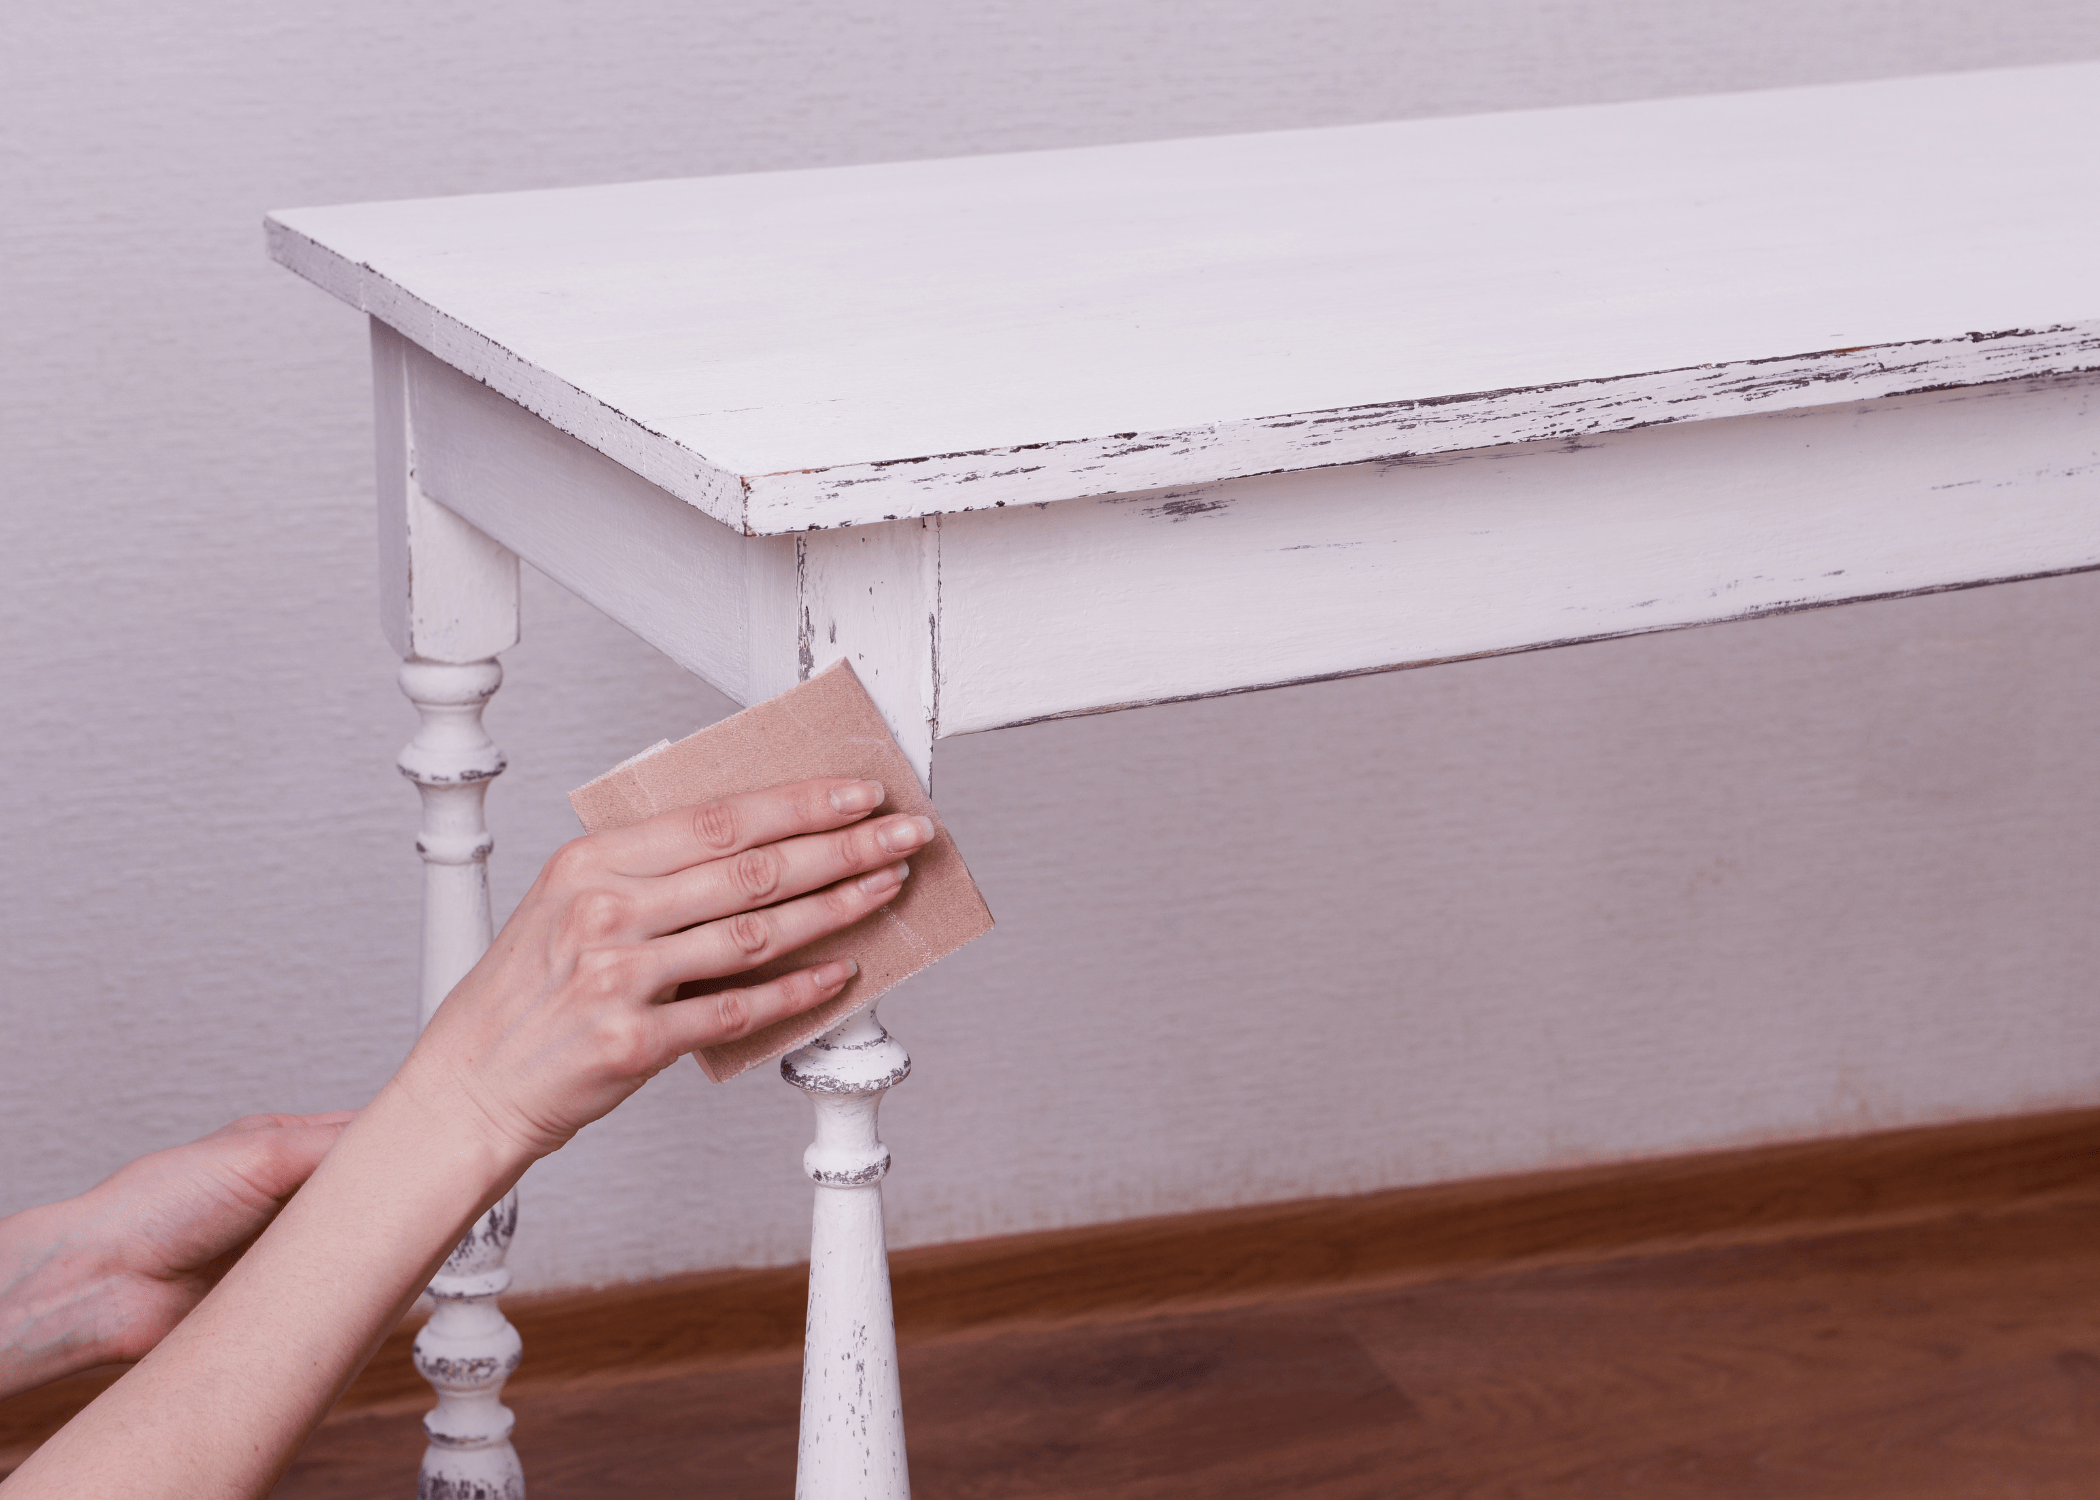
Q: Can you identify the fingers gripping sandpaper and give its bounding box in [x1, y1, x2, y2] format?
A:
[569, 660, 993, 1081]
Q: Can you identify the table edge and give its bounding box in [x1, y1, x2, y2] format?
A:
[264, 219, 2100, 537]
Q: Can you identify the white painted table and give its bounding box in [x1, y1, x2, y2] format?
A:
[269, 61, 2100, 1497]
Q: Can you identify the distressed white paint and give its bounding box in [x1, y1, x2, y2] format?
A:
[414, 1190, 525, 1500]
[796, 521, 940, 787]
[359, 328, 2100, 745]
[395, 334, 799, 708]
[386, 322, 529, 1500]
[391, 330, 938, 776]
[934, 373, 2100, 732]
[396, 655, 526, 1498]
[783, 1008, 912, 1500]
[373, 324, 521, 665]
[268, 64, 2100, 535]
[396, 660, 507, 1025]
[754, 328, 2100, 528]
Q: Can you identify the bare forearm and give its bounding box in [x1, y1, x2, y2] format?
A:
[1, 1073, 521, 1498]
[3, 779, 912, 1493]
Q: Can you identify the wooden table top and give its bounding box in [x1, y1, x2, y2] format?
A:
[269, 63, 2100, 537]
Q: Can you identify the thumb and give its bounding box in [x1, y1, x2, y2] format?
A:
[206, 1113, 357, 1205]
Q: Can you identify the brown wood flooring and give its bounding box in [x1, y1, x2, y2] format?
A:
[277, 1190, 2100, 1499]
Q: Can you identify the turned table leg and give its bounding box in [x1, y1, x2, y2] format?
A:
[372, 319, 529, 1498]
[397, 657, 526, 1500]
[783, 1007, 913, 1500]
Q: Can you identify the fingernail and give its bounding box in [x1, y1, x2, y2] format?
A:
[831, 780, 884, 814]
[876, 814, 935, 853]
[815, 959, 858, 988]
[859, 860, 909, 893]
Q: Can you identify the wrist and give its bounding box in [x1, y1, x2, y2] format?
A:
[360, 1057, 538, 1213]
[387, 1035, 565, 1179]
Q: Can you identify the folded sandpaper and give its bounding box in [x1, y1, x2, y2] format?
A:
[569, 660, 992, 1081]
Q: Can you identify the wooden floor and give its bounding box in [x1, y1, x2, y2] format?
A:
[279, 1190, 2100, 1499]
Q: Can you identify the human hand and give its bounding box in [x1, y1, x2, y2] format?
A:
[0, 781, 926, 1492]
[399, 776, 930, 1165]
[0, 1111, 352, 1397]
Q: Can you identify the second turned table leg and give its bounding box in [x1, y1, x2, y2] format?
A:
[784, 1006, 914, 1500]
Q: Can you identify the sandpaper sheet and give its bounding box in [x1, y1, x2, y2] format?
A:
[569, 660, 992, 1081]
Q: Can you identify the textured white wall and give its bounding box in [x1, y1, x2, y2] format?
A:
[4, 1, 2099, 1293]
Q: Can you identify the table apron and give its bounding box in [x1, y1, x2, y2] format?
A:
[933, 372, 2100, 733]
[392, 326, 2100, 747]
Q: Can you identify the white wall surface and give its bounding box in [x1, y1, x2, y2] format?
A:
[4, 1, 2099, 1293]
